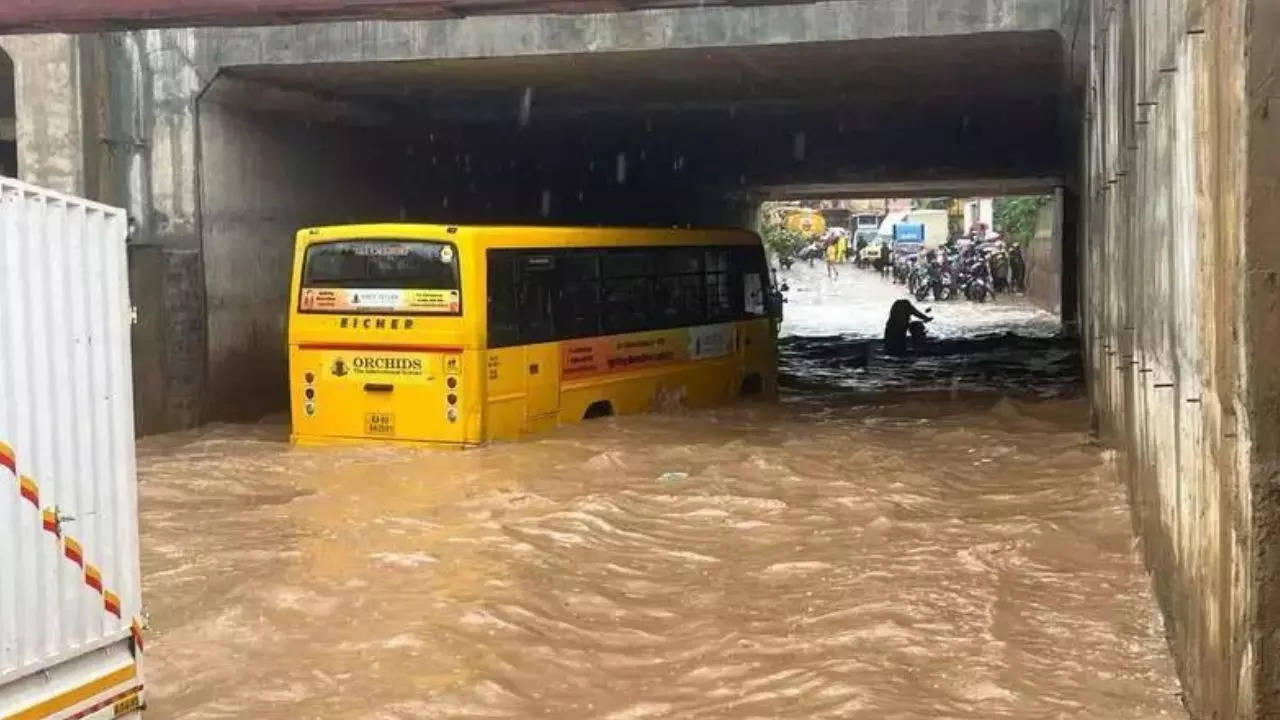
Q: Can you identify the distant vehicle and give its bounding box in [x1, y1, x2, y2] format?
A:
[891, 221, 926, 257]
[819, 208, 853, 233]
[774, 207, 826, 238]
[903, 209, 949, 249]
[852, 213, 882, 233]
[857, 240, 885, 263]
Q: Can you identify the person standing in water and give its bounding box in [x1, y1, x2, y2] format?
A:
[1010, 242, 1027, 292]
[825, 238, 840, 280]
[884, 299, 932, 356]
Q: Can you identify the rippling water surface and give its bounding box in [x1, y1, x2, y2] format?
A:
[138, 265, 1183, 719]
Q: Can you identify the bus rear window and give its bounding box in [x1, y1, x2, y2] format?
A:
[299, 239, 461, 315]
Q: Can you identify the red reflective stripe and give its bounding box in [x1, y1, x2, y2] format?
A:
[298, 343, 463, 353]
[105, 591, 123, 618]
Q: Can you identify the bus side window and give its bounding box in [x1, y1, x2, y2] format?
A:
[554, 250, 602, 339]
[736, 246, 769, 317]
[603, 249, 654, 334]
[487, 251, 520, 348]
[705, 249, 734, 321]
[656, 248, 705, 328]
[518, 254, 556, 344]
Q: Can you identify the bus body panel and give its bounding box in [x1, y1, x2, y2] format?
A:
[290, 345, 477, 445]
[523, 342, 561, 420]
[557, 351, 745, 423]
[739, 317, 778, 393]
[289, 224, 777, 446]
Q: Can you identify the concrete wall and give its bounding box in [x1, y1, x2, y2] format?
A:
[1025, 190, 1062, 316]
[127, 245, 205, 433]
[1079, 0, 1277, 715]
[198, 79, 407, 420]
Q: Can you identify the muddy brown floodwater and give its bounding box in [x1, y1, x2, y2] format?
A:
[137, 266, 1185, 719]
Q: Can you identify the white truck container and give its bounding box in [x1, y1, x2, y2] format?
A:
[0, 178, 144, 719]
[904, 208, 950, 249]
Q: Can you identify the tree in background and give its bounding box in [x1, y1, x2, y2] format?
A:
[993, 195, 1051, 246]
[760, 221, 808, 261]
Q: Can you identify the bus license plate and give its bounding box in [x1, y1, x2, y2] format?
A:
[366, 412, 395, 436]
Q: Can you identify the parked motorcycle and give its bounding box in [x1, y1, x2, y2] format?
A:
[908, 262, 929, 296]
[962, 259, 992, 302]
[913, 268, 954, 301]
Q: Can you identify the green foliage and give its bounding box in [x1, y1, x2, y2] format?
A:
[760, 222, 808, 260]
[993, 195, 1050, 246]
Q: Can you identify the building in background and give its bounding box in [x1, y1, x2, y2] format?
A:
[960, 198, 994, 234]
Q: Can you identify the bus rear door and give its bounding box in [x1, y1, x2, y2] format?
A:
[290, 237, 472, 445]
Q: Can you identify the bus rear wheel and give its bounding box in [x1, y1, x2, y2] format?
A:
[583, 400, 614, 420]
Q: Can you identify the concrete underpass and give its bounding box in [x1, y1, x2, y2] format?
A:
[196, 32, 1069, 422]
[1, 0, 1278, 717]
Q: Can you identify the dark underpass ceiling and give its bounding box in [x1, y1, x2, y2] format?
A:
[207, 31, 1067, 223]
[228, 32, 1063, 123]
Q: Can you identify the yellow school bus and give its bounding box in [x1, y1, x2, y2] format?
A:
[288, 223, 779, 447]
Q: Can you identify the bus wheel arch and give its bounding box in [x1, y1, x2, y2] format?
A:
[740, 373, 765, 396]
[583, 400, 614, 420]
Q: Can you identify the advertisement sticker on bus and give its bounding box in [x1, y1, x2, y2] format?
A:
[325, 352, 433, 384]
[687, 324, 734, 360]
[301, 288, 460, 314]
[299, 239, 461, 315]
[561, 329, 685, 379]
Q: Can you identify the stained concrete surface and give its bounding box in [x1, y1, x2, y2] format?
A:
[0, 35, 86, 194]
[198, 79, 408, 420]
[1243, 0, 1280, 713]
[1080, 0, 1278, 716]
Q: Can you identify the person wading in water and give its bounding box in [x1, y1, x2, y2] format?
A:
[884, 299, 932, 356]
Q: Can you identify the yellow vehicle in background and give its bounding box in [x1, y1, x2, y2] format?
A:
[288, 224, 779, 447]
[775, 207, 826, 238]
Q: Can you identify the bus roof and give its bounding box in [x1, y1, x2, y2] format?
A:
[296, 223, 762, 249]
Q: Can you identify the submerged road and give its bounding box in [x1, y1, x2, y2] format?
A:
[136, 265, 1184, 719]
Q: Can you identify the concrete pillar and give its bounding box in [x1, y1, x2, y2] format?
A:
[0, 31, 210, 433]
[0, 34, 86, 194]
[1025, 189, 1064, 319]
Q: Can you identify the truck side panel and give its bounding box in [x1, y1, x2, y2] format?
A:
[0, 178, 144, 718]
